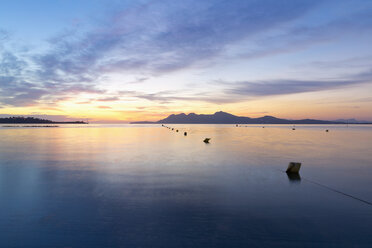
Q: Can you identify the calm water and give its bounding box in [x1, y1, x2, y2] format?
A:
[1, 124, 372, 247]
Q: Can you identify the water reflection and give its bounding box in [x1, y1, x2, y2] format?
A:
[1, 124, 372, 247]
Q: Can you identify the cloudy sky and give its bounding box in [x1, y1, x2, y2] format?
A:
[1, 0, 372, 122]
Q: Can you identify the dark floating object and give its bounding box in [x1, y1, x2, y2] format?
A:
[172, 128, 174, 130]
[262, 126, 265, 128]
[236, 124, 238, 127]
[292, 128, 296, 130]
[286, 162, 301, 174]
[287, 172, 301, 182]
[203, 138, 211, 143]
[176, 130, 179, 132]
[326, 129, 329, 132]
[184, 132, 187, 136]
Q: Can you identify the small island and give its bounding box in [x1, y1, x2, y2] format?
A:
[130, 111, 361, 124]
[0, 117, 87, 124]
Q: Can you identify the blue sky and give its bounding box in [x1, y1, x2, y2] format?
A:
[1, 0, 372, 122]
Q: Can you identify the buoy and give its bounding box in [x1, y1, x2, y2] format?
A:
[287, 173, 301, 182]
[236, 124, 238, 127]
[286, 162, 301, 174]
[203, 138, 211, 143]
[262, 126, 265, 128]
[176, 130, 179, 132]
[172, 128, 174, 130]
[184, 132, 187, 136]
[292, 128, 296, 130]
[326, 129, 329, 132]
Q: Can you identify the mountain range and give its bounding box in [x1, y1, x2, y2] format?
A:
[131, 111, 361, 124]
[333, 118, 370, 124]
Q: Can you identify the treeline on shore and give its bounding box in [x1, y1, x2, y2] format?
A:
[0, 117, 86, 124]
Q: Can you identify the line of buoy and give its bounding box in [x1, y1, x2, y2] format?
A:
[162, 125, 208, 143]
[163, 124, 331, 146]
[166, 123, 363, 205]
[162, 125, 191, 139]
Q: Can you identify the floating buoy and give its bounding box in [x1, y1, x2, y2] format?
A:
[203, 138, 211, 143]
[326, 129, 329, 132]
[184, 132, 187, 136]
[292, 127, 296, 130]
[287, 172, 301, 182]
[286, 162, 301, 174]
[176, 130, 179, 132]
[236, 124, 238, 127]
[172, 128, 174, 130]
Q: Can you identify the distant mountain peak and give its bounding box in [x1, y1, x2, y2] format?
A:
[131, 111, 348, 124]
[214, 111, 235, 116]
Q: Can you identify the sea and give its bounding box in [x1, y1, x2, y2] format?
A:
[1, 124, 372, 247]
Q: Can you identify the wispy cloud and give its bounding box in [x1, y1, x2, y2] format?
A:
[96, 97, 120, 102]
[97, 106, 112, 109]
[222, 68, 372, 98]
[1, 0, 372, 110]
[233, 9, 372, 60]
[28, 0, 319, 83]
[225, 79, 362, 97]
[126, 77, 149, 84]
[116, 89, 242, 104]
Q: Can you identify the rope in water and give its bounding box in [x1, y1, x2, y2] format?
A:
[164, 125, 372, 206]
[302, 177, 372, 206]
[278, 169, 372, 206]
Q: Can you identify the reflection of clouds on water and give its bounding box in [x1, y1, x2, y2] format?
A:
[1, 125, 372, 247]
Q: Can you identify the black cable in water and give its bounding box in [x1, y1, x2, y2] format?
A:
[276, 169, 372, 206]
[302, 177, 372, 206]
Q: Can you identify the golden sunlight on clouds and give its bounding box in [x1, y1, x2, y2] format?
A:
[1, 82, 371, 122]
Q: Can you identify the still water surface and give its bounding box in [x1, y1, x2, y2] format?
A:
[1, 124, 372, 247]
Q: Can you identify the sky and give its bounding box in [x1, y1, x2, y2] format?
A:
[1, 0, 372, 122]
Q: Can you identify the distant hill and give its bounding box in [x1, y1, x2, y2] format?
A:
[334, 118, 370, 124]
[131, 111, 348, 124]
[0, 117, 87, 124]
